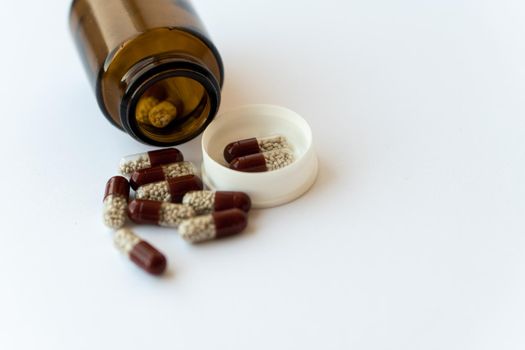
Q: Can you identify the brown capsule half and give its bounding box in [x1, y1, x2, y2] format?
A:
[214, 192, 252, 213]
[224, 138, 261, 163]
[129, 241, 167, 276]
[128, 200, 163, 225]
[130, 162, 195, 190]
[104, 176, 130, 201]
[147, 148, 183, 166]
[229, 153, 268, 173]
[129, 166, 165, 190]
[167, 175, 203, 202]
[212, 209, 248, 239]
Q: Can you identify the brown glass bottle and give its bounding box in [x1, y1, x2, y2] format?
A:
[70, 0, 224, 146]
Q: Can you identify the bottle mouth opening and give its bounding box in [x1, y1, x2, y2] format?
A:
[121, 61, 220, 146]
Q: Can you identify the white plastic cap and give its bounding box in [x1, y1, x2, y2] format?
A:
[201, 104, 318, 208]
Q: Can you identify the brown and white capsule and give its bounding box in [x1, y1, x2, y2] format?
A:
[178, 209, 248, 243]
[119, 148, 184, 176]
[103, 176, 130, 229]
[224, 135, 289, 163]
[129, 161, 196, 190]
[135, 175, 203, 203]
[229, 148, 295, 173]
[182, 191, 251, 215]
[114, 229, 167, 275]
[128, 199, 195, 227]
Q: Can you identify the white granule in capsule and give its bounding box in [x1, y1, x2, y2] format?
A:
[178, 215, 216, 243]
[162, 162, 195, 179]
[114, 228, 141, 254]
[136, 181, 171, 202]
[182, 191, 215, 215]
[120, 155, 151, 175]
[258, 136, 288, 152]
[263, 148, 295, 171]
[103, 195, 128, 229]
[158, 203, 196, 227]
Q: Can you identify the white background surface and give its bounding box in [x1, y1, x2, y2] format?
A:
[0, 1, 524, 349]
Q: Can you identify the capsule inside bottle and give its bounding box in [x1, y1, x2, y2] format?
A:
[131, 75, 218, 145]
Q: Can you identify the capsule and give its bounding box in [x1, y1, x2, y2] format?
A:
[128, 199, 195, 227]
[114, 228, 167, 275]
[182, 191, 251, 215]
[129, 161, 196, 190]
[229, 148, 295, 173]
[179, 209, 248, 243]
[136, 175, 204, 203]
[103, 176, 130, 229]
[119, 148, 184, 176]
[135, 96, 160, 125]
[148, 100, 178, 128]
[224, 135, 289, 163]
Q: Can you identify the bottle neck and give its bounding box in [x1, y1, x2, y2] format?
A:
[120, 55, 221, 146]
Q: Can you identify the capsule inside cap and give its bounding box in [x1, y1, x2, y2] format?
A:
[224, 135, 289, 163]
[224, 137, 261, 163]
[229, 153, 268, 172]
[230, 149, 294, 173]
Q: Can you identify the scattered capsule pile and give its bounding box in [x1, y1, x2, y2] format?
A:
[224, 135, 295, 172]
[104, 148, 251, 276]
